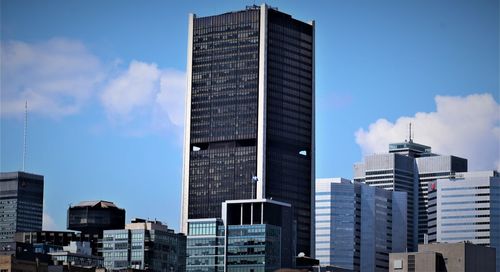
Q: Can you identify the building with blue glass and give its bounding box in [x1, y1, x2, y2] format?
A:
[102, 218, 186, 272]
[315, 178, 407, 272]
[186, 198, 295, 272]
[427, 170, 500, 272]
[353, 139, 467, 250]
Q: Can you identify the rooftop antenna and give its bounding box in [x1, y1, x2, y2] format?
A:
[408, 123, 413, 143]
[22, 101, 28, 171]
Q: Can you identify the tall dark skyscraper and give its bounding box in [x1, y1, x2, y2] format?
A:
[0, 172, 44, 250]
[181, 5, 315, 255]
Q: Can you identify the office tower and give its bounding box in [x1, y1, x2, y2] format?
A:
[67, 200, 125, 256]
[389, 242, 496, 272]
[186, 198, 294, 272]
[181, 4, 315, 255]
[427, 171, 499, 272]
[315, 178, 407, 272]
[102, 218, 186, 272]
[353, 139, 467, 250]
[0, 172, 44, 252]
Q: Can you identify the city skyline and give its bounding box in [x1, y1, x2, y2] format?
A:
[1, 0, 499, 232]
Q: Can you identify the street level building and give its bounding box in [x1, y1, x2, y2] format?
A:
[427, 171, 500, 272]
[102, 218, 186, 272]
[353, 139, 467, 250]
[0, 172, 44, 253]
[49, 241, 103, 268]
[389, 242, 496, 272]
[315, 178, 407, 272]
[181, 4, 315, 255]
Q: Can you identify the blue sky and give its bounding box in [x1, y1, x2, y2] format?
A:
[1, 0, 498, 232]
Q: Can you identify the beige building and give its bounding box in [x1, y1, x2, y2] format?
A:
[389, 242, 496, 272]
[0, 255, 49, 272]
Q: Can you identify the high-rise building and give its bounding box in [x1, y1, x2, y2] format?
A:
[315, 178, 407, 272]
[0, 171, 44, 252]
[353, 140, 467, 250]
[427, 171, 499, 272]
[102, 218, 186, 272]
[181, 4, 315, 255]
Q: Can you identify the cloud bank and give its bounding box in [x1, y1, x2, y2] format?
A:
[1, 38, 105, 117]
[1, 38, 186, 134]
[355, 93, 500, 171]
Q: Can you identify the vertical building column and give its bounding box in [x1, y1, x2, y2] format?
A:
[256, 4, 268, 199]
[309, 19, 316, 258]
[181, 13, 195, 234]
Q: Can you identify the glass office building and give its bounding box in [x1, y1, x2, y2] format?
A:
[186, 199, 295, 272]
[0, 171, 44, 252]
[315, 178, 407, 272]
[353, 140, 467, 250]
[102, 219, 186, 272]
[186, 219, 225, 272]
[181, 4, 315, 255]
[427, 171, 500, 272]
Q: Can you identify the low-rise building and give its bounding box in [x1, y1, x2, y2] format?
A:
[389, 242, 496, 272]
[102, 218, 186, 272]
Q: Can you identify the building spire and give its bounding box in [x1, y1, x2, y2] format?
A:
[408, 123, 413, 143]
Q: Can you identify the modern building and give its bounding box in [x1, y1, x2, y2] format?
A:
[68, 200, 125, 234]
[389, 242, 496, 272]
[0, 172, 44, 253]
[102, 218, 186, 272]
[315, 178, 407, 272]
[186, 198, 295, 272]
[185, 218, 225, 272]
[427, 171, 500, 272]
[67, 200, 125, 256]
[15, 230, 101, 257]
[353, 139, 467, 250]
[181, 4, 315, 256]
[49, 241, 104, 268]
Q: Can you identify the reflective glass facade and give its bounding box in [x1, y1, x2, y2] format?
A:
[315, 178, 407, 272]
[184, 4, 314, 256]
[0, 172, 43, 249]
[186, 219, 225, 272]
[188, 9, 261, 220]
[427, 171, 500, 272]
[226, 224, 281, 272]
[264, 9, 313, 255]
[102, 220, 186, 272]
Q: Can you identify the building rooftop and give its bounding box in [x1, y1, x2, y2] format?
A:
[73, 200, 119, 209]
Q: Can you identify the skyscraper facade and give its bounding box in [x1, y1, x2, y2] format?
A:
[427, 171, 499, 272]
[353, 140, 467, 250]
[315, 178, 407, 272]
[181, 4, 314, 255]
[0, 171, 44, 251]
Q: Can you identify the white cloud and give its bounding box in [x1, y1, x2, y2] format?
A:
[156, 70, 186, 127]
[1, 38, 105, 117]
[43, 211, 58, 230]
[355, 93, 500, 171]
[101, 61, 160, 119]
[101, 61, 186, 130]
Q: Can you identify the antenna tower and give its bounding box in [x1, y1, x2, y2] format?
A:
[408, 123, 412, 143]
[22, 101, 27, 171]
